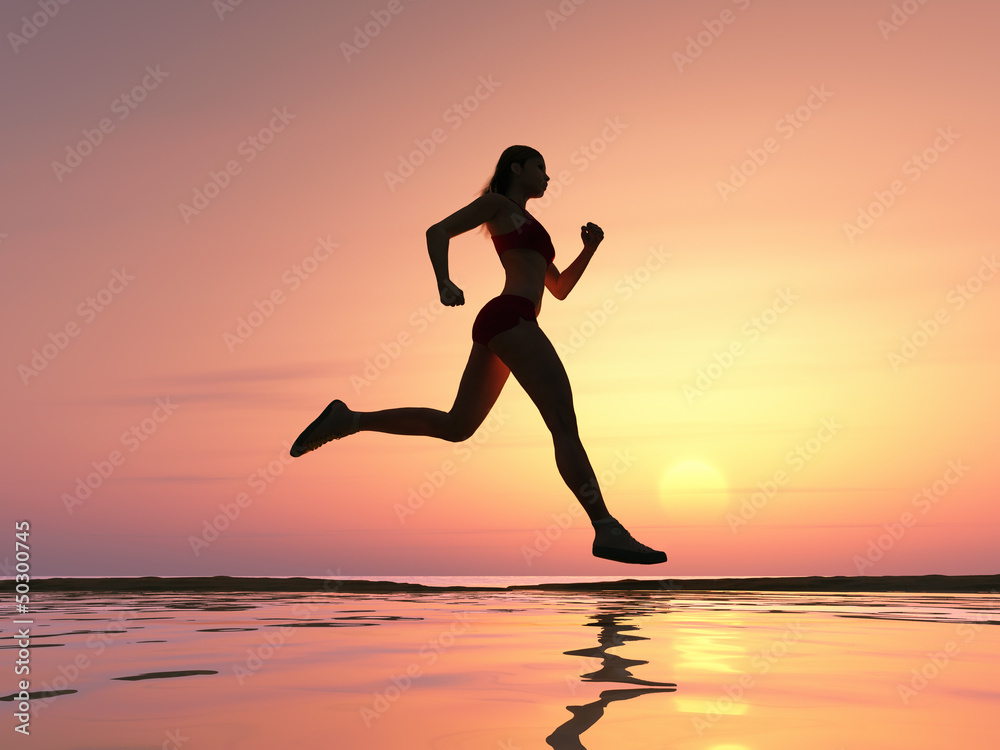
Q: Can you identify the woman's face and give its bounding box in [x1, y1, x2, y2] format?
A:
[516, 156, 549, 198]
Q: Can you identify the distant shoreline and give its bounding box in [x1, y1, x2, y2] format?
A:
[4, 574, 999, 594]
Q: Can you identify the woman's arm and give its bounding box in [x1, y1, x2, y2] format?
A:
[426, 193, 505, 306]
[545, 222, 604, 300]
[426, 226, 463, 305]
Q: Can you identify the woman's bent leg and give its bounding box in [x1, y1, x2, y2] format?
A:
[356, 342, 509, 442]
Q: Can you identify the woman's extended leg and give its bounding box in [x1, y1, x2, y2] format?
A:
[487, 320, 609, 522]
[487, 319, 666, 564]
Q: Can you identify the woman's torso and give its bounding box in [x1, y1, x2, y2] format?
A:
[485, 197, 552, 312]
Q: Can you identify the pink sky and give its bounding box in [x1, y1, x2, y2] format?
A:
[2, 0, 998, 577]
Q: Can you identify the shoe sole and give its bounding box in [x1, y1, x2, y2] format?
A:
[290, 400, 346, 457]
[593, 546, 668, 565]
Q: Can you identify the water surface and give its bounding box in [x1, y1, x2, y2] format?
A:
[4, 587, 998, 748]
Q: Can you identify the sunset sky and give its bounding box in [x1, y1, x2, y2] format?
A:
[2, 0, 997, 578]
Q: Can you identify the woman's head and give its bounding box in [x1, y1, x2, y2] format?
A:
[481, 145, 546, 197]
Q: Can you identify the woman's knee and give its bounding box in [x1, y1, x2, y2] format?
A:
[442, 413, 479, 443]
[544, 408, 579, 437]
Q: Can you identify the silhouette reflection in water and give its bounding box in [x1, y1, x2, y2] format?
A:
[547, 598, 676, 749]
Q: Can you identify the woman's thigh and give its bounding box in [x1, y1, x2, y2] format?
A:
[487, 319, 577, 434]
[448, 342, 510, 439]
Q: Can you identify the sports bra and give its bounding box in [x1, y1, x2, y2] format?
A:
[490, 197, 555, 266]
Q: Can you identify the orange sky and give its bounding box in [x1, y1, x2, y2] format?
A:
[2, 0, 998, 577]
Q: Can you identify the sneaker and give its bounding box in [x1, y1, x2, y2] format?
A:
[593, 520, 667, 565]
[290, 400, 356, 457]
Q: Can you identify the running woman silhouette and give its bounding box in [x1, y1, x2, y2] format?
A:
[290, 145, 666, 565]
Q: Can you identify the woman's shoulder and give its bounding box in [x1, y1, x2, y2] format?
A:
[479, 192, 514, 212]
[484, 193, 528, 236]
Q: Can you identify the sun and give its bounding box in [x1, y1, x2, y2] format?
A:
[659, 458, 730, 522]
